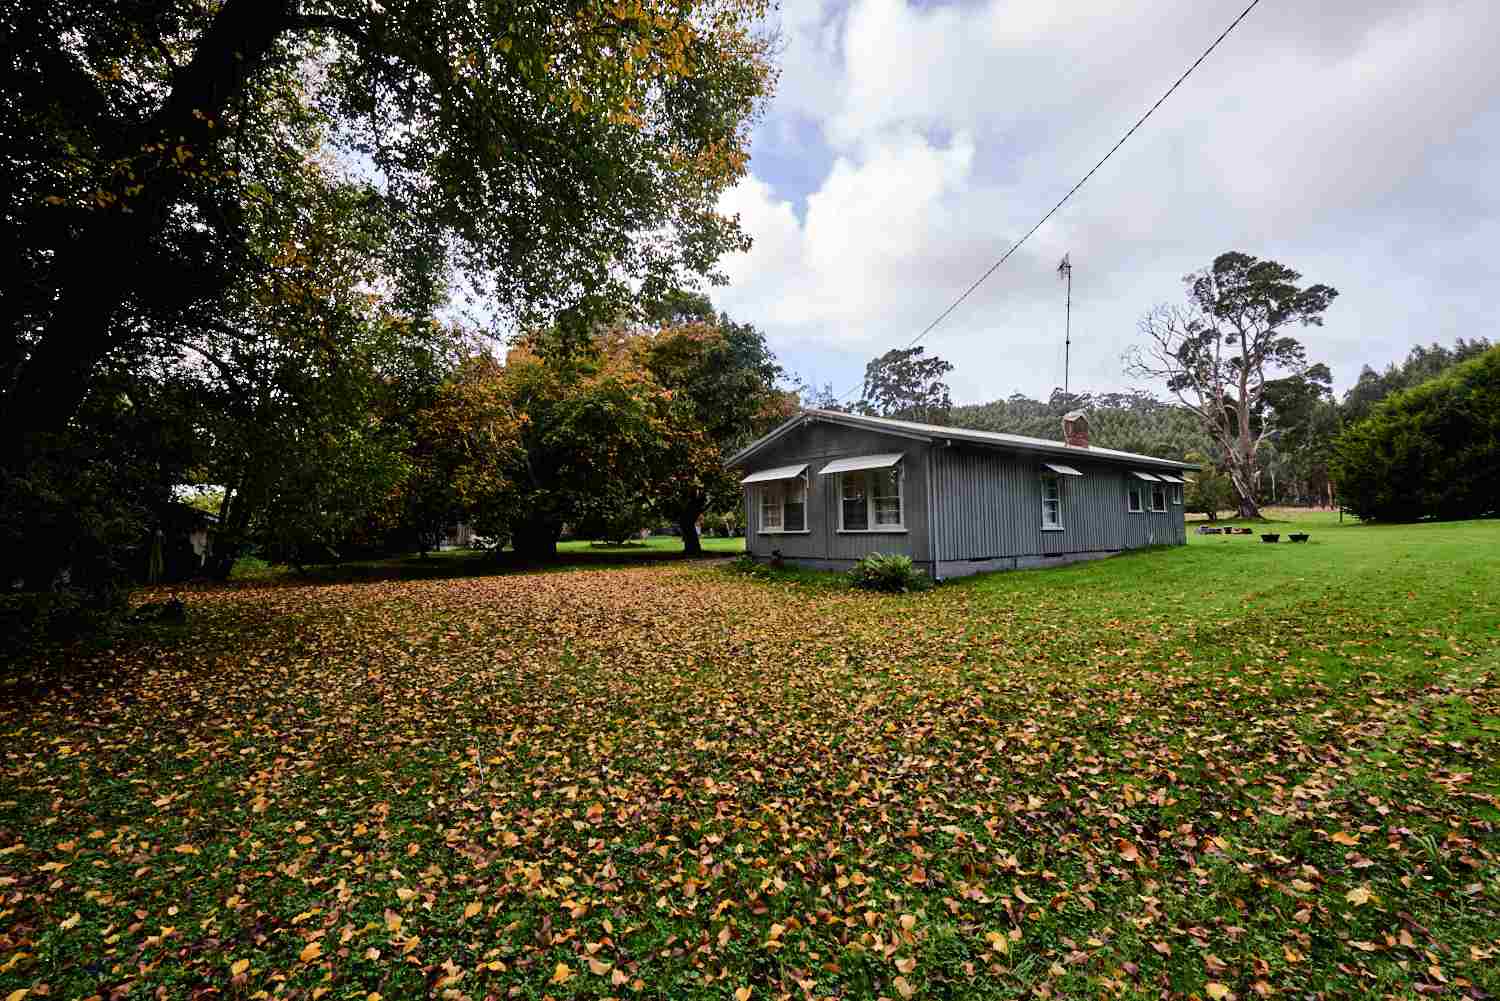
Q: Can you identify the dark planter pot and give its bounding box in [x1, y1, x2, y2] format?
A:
[1261, 533, 1280, 543]
[1289, 533, 1309, 543]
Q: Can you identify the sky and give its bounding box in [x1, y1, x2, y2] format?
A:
[709, 0, 1500, 406]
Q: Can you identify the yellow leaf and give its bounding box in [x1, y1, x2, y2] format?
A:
[231, 958, 250, 975]
[611, 968, 629, 987]
[174, 844, 200, 855]
[735, 989, 752, 1001]
[384, 909, 402, 932]
[299, 941, 322, 963]
[396, 887, 417, 903]
[463, 901, 482, 919]
[899, 913, 916, 931]
[60, 912, 81, 930]
[895, 956, 917, 973]
[893, 975, 915, 999]
[588, 957, 612, 975]
[550, 962, 573, 985]
[1330, 831, 1359, 846]
[1206, 984, 1230, 1000]
[7, 990, 30, 1001]
[1345, 885, 1374, 906]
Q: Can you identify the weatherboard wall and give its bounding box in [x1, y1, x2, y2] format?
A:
[930, 445, 1186, 565]
[741, 424, 934, 572]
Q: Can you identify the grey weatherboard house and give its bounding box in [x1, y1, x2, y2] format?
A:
[729, 408, 1197, 580]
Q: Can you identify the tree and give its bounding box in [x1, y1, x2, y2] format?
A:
[1331, 345, 1500, 522]
[3, 0, 775, 442]
[637, 313, 789, 554]
[1124, 252, 1338, 519]
[478, 344, 693, 560]
[950, 389, 1214, 460]
[393, 352, 522, 554]
[857, 347, 953, 423]
[1182, 452, 1234, 521]
[1340, 337, 1493, 425]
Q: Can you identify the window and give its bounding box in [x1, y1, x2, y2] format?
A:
[1041, 473, 1062, 530]
[1150, 484, 1167, 512]
[1127, 485, 1143, 513]
[1171, 484, 1183, 506]
[759, 478, 806, 533]
[838, 467, 903, 531]
[871, 468, 902, 528]
[840, 472, 867, 530]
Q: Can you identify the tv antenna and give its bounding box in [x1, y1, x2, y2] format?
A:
[1057, 254, 1073, 405]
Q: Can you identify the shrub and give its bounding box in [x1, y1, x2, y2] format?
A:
[1332, 345, 1500, 522]
[848, 553, 931, 593]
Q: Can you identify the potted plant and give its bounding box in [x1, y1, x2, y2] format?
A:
[1260, 533, 1280, 543]
[1289, 532, 1309, 543]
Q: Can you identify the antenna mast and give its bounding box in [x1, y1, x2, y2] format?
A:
[1057, 254, 1072, 405]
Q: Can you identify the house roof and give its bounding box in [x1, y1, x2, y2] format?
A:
[728, 408, 1199, 472]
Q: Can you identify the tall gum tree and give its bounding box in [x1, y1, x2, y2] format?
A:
[2, 0, 776, 444]
[1125, 252, 1338, 519]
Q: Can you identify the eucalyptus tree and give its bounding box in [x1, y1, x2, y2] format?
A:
[1124, 252, 1338, 519]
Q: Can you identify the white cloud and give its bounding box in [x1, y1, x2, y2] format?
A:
[719, 0, 1500, 403]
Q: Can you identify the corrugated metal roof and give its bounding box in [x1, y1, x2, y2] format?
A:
[1042, 462, 1083, 476]
[740, 462, 807, 484]
[728, 408, 1200, 471]
[818, 453, 904, 475]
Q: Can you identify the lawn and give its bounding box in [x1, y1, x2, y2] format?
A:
[231, 535, 745, 583]
[2, 514, 1497, 1000]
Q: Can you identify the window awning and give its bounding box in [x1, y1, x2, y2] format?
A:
[819, 453, 904, 475]
[740, 463, 808, 485]
[1156, 474, 1185, 484]
[1043, 462, 1083, 477]
[1130, 471, 1162, 482]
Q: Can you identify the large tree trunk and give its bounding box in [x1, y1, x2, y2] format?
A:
[511, 517, 561, 560]
[678, 510, 703, 556]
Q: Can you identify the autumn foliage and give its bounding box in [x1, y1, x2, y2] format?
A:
[2, 517, 1497, 999]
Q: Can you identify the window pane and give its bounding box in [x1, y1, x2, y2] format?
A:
[841, 473, 868, 530]
[784, 479, 805, 532]
[761, 485, 782, 529]
[1043, 499, 1061, 527]
[1128, 487, 1141, 511]
[870, 468, 901, 526]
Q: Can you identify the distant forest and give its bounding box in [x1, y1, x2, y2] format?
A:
[945, 337, 1492, 508]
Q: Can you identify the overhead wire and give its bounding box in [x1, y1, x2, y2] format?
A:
[834, 0, 1263, 403]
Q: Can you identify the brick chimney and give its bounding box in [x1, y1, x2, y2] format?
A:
[1062, 410, 1090, 448]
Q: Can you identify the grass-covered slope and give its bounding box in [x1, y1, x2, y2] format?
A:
[1, 514, 1496, 999]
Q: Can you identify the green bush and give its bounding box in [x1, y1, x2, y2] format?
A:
[848, 552, 931, 593]
[1332, 345, 1500, 522]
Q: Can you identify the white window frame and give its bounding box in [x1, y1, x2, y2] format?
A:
[758, 477, 809, 534]
[1040, 473, 1063, 531]
[1127, 484, 1144, 514]
[837, 467, 906, 533]
[1171, 484, 1183, 506]
[1150, 483, 1167, 512]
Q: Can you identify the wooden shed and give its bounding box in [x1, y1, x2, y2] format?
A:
[728, 408, 1196, 579]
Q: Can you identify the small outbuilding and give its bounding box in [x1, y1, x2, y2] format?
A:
[728, 408, 1196, 579]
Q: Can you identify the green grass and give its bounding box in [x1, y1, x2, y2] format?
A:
[2, 513, 1496, 1000]
[231, 534, 745, 583]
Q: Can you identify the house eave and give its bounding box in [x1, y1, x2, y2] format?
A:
[728, 409, 1199, 472]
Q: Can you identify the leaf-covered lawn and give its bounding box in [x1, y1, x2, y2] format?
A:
[3, 515, 1498, 1000]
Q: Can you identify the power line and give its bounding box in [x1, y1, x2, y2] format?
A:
[836, 0, 1262, 403]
